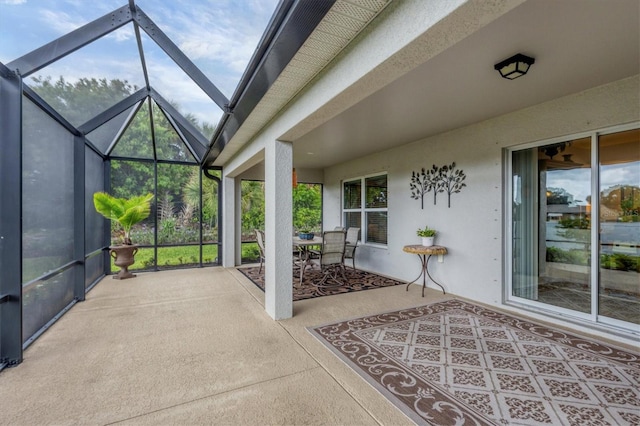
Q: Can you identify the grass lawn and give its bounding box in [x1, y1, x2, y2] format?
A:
[25, 243, 261, 278]
[114, 245, 219, 271]
[117, 243, 260, 270]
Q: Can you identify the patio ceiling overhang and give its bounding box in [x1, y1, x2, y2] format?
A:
[208, 0, 639, 172]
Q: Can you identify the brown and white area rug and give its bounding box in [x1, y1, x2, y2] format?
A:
[309, 299, 640, 425]
[238, 266, 405, 301]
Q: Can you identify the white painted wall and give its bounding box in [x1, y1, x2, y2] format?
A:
[323, 75, 639, 340]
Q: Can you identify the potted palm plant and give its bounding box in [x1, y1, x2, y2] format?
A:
[417, 225, 437, 246]
[93, 192, 154, 279]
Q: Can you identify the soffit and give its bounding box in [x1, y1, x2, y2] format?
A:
[290, 0, 640, 169]
[212, 0, 391, 166]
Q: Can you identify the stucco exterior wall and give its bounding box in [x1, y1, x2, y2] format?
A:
[323, 76, 639, 329]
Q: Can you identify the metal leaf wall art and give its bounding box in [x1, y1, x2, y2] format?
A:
[409, 165, 439, 209]
[410, 162, 466, 208]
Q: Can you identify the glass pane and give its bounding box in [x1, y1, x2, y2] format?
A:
[157, 246, 202, 269]
[23, 267, 76, 343]
[85, 148, 105, 253]
[0, 3, 123, 62]
[598, 129, 640, 324]
[539, 138, 591, 313]
[22, 97, 74, 282]
[113, 247, 154, 271]
[203, 244, 219, 265]
[110, 160, 155, 246]
[85, 253, 104, 290]
[366, 212, 387, 244]
[365, 175, 387, 208]
[152, 101, 196, 162]
[241, 180, 265, 242]
[86, 103, 138, 154]
[343, 180, 361, 209]
[512, 149, 538, 299]
[134, 0, 279, 100]
[202, 170, 220, 244]
[25, 24, 144, 128]
[140, 32, 222, 137]
[157, 164, 200, 245]
[111, 102, 154, 159]
[174, 119, 210, 153]
[345, 212, 361, 231]
[512, 138, 593, 314]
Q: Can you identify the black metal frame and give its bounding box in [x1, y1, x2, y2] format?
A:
[0, 64, 24, 368]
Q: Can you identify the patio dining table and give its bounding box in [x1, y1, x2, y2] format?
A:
[293, 235, 322, 285]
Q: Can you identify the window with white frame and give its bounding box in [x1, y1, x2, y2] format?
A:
[343, 173, 388, 245]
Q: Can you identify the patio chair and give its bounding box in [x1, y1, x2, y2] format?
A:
[255, 229, 266, 273]
[343, 227, 360, 270]
[316, 230, 347, 286]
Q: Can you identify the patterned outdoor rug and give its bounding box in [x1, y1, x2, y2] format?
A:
[238, 266, 405, 301]
[309, 299, 640, 425]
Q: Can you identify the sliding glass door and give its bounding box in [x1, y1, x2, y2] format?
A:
[509, 127, 639, 329]
[598, 129, 640, 324]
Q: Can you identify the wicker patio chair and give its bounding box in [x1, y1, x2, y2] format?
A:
[316, 230, 347, 285]
[343, 227, 360, 270]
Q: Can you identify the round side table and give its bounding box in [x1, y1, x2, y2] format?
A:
[403, 244, 447, 297]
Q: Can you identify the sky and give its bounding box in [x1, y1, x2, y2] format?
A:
[548, 162, 639, 206]
[0, 0, 279, 127]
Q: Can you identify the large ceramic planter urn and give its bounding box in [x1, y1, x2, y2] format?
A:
[110, 244, 139, 279]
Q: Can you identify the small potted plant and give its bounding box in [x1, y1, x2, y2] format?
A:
[417, 225, 436, 246]
[93, 192, 154, 279]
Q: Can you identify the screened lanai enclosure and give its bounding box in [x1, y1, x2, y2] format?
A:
[0, 0, 331, 368]
[0, 3, 229, 369]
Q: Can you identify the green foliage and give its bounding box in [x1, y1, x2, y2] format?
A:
[110, 161, 155, 198]
[558, 217, 590, 229]
[239, 181, 322, 238]
[545, 247, 640, 273]
[416, 226, 436, 237]
[29, 76, 136, 127]
[242, 243, 260, 262]
[183, 169, 219, 229]
[22, 256, 64, 283]
[546, 247, 589, 266]
[600, 253, 640, 272]
[556, 217, 590, 242]
[114, 245, 219, 270]
[241, 181, 266, 239]
[93, 192, 153, 244]
[293, 184, 321, 232]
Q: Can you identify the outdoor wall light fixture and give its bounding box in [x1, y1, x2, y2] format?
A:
[494, 53, 535, 80]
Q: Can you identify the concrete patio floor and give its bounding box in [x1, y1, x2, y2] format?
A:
[0, 266, 452, 425]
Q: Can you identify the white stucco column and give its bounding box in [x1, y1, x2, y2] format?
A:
[264, 140, 293, 319]
[221, 174, 237, 267]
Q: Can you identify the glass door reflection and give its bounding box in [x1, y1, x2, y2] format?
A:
[537, 138, 592, 313]
[598, 129, 640, 324]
